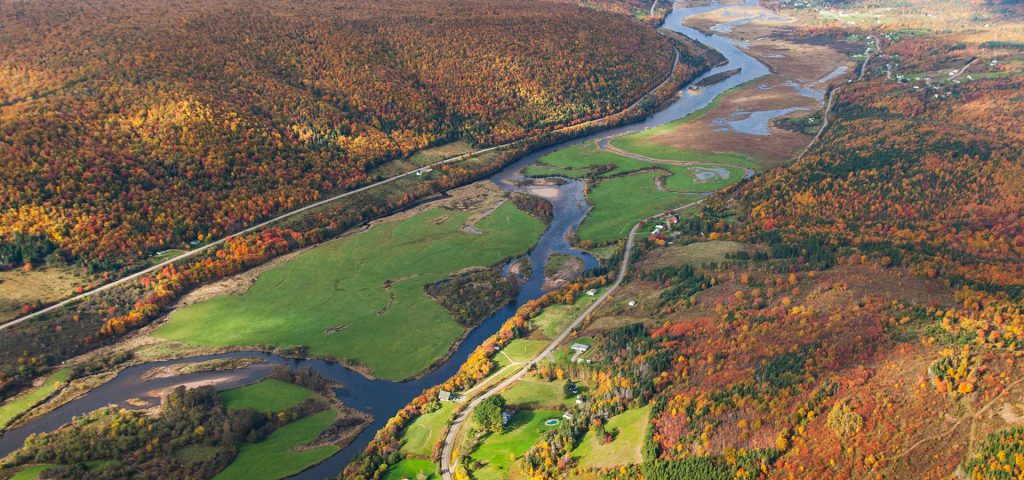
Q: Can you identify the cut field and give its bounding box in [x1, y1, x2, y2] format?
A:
[468, 409, 562, 480]
[530, 290, 605, 340]
[0, 267, 87, 322]
[155, 200, 544, 380]
[573, 406, 651, 469]
[212, 409, 339, 480]
[400, 401, 456, 457]
[0, 368, 70, 429]
[501, 379, 576, 409]
[219, 379, 314, 412]
[383, 458, 440, 480]
[576, 172, 702, 245]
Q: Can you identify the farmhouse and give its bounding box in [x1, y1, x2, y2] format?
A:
[571, 343, 590, 353]
[438, 390, 452, 401]
[586, 289, 597, 296]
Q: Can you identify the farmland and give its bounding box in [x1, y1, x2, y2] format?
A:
[155, 191, 544, 380]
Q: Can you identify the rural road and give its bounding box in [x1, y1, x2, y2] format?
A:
[0, 48, 681, 333]
[439, 192, 707, 479]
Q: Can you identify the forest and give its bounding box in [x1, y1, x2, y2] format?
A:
[0, 0, 675, 271]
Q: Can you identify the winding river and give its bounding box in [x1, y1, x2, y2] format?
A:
[0, 1, 769, 478]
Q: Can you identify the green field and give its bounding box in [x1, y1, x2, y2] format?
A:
[10, 461, 117, 480]
[573, 406, 651, 468]
[155, 202, 544, 380]
[499, 339, 549, 363]
[526, 143, 745, 193]
[401, 402, 456, 457]
[213, 409, 339, 480]
[531, 290, 603, 340]
[610, 135, 758, 171]
[220, 379, 315, 412]
[383, 458, 440, 480]
[0, 368, 70, 429]
[577, 172, 702, 245]
[468, 409, 561, 480]
[501, 379, 575, 409]
[10, 464, 60, 480]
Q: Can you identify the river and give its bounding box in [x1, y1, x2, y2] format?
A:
[0, 1, 768, 478]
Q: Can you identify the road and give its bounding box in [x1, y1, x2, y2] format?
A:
[0, 48, 681, 333]
[439, 190, 707, 479]
[797, 35, 878, 160]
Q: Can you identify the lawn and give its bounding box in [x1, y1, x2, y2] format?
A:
[0, 368, 70, 429]
[501, 379, 575, 409]
[219, 379, 315, 412]
[576, 172, 702, 245]
[573, 406, 651, 469]
[401, 402, 456, 457]
[213, 409, 339, 480]
[155, 201, 544, 380]
[468, 409, 562, 480]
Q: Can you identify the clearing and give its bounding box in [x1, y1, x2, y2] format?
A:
[468, 409, 562, 480]
[573, 406, 651, 469]
[400, 401, 457, 457]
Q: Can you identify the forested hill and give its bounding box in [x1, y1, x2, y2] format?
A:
[0, 0, 674, 270]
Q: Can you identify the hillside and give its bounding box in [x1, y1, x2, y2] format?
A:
[0, 0, 674, 270]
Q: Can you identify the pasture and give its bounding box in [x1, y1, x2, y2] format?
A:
[155, 201, 543, 380]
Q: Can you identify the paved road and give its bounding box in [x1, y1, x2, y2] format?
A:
[0, 48, 681, 333]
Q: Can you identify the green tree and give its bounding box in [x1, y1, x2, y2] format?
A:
[473, 395, 507, 434]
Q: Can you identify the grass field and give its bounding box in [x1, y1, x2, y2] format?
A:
[525, 143, 745, 193]
[213, 409, 339, 480]
[468, 409, 561, 480]
[219, 379, 315, 412]
[499, 339, 549, 363]
[383, 458, 440, 480]
[0, 368, 70, 429]
[155, 201, 544, 380]
[576, 172, 702, 245]
[401, 402, 456, 457]
[646, 240, 757, 269]
[10, 461, 117, 480]
[610, 135, 758, 171]
[573, 406, 651, 468]
[530, 290, 603, 340]
[501, 379, 575, 409]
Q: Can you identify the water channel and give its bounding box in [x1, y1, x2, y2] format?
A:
[0, 1, 769, 477]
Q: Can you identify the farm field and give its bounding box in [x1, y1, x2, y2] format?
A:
[467, 409, 562, 480]
[212, 409, 339, 480]
[155, 198, 544, 380]
[576, 172, 703, 245]
[0, 267, 87, 323]
[0, 368, 70, 429]
[573, 406, 651, 469]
